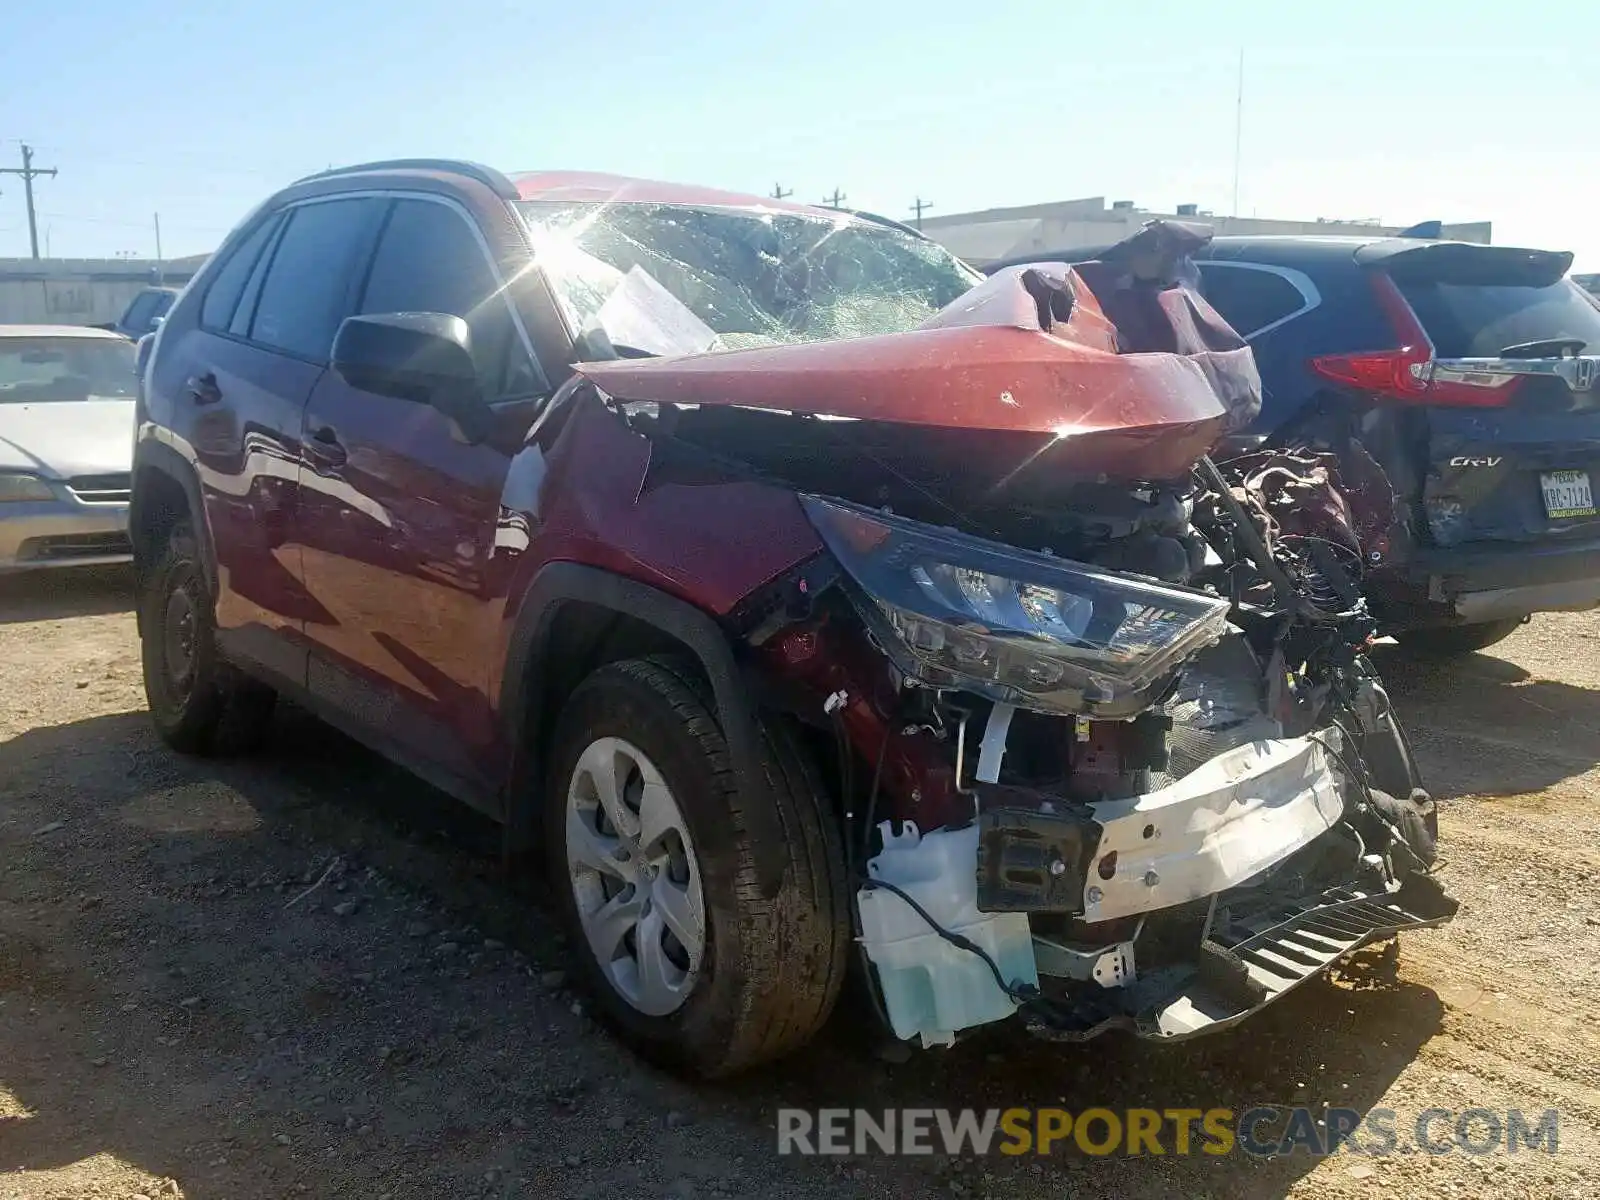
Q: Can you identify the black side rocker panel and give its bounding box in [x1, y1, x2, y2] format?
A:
[500, 562, 788, 899]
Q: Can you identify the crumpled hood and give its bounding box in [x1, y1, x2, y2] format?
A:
[574, 261, 1260, 479]
[0, 400, 136, 478]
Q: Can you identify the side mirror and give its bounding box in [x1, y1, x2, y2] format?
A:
[149, 315, 165, 331]
[331, 313, 494, 442]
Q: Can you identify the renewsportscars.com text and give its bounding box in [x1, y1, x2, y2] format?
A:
[776, 1107, 1560, 1158]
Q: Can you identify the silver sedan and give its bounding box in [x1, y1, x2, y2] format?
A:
[0, 325, 137, 572]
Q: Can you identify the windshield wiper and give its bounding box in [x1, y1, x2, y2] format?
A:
[1498, 337, 1588, 359]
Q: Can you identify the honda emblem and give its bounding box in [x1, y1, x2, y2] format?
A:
[1576, 357, 1597, 391]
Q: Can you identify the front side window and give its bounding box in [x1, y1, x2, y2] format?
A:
[359, 199, 544, 398]
[0, 338, 137, 403]
[517, 201, 982, 357]
[248, 199, 378, 360]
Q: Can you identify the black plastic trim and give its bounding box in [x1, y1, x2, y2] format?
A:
[130, 439, 217, 601]
[1407, 536, 1600, 593]
[499, 563, 786, 897]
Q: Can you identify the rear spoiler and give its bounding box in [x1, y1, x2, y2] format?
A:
[1354, 240, 1574, 288]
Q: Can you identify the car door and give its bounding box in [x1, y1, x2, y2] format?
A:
[294, 194, 548, 808]
[147, 197, 381, 685]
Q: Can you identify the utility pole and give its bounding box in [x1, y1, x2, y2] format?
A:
[0, 143, 59, 260]
[910, 197, 933, 230]
[153, 213, 164, 284]
[771, 183, 793, 200]
[1231, 48, 1244, 219]
[822, 188, 847, 209]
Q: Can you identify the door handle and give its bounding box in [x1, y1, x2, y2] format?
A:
[306, 425, 348, 468]
[185, 371, 222, 405]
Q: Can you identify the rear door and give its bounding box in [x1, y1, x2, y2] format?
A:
[1375, 244, 1600, 550]
[145, 199, 378, 683]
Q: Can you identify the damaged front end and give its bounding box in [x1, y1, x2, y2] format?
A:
[784, 475, 1454, 1049]
[559, 216, 1455, 1053]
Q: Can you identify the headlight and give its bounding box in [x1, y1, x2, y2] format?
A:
[801, 494, 1230, 718]
[0, 473, 54, 503]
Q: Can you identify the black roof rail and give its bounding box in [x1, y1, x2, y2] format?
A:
[293, 159, 519, 201]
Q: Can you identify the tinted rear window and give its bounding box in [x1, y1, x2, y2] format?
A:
[248, 199, 377, 360]
[1395, 277, 1600, 358]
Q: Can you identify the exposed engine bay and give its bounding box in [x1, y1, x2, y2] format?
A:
[565, 218, 1457, 1051]
[735, 454, 1456, 1048]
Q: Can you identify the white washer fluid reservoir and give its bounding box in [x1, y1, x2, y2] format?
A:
[856, 820, 1038, 1048]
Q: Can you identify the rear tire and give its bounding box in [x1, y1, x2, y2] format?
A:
[1397, 617, 1524, 657]
[544, 655, 849, 1078]
[139, 521, 275, 755]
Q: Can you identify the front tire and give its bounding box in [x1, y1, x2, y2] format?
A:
[544, 655, 849, 1078]
[139, 521, 275, 755]
[1397, 617, 1524, 658]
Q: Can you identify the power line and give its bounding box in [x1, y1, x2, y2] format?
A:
[910, 196, 933, 229]
[822, 188, 847, 209]
[1231, 48, 1244, 218]
[18, 141, 281, 180]
[0, 144, 58, 259]
[771, 183, 793, 200]
[39, 210, 232, 234]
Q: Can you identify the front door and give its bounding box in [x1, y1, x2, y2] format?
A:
[294, 195, 548, 808]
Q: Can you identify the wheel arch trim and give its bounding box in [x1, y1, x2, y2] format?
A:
[131, 439, 218, 602]
[500, 562, 787, 898]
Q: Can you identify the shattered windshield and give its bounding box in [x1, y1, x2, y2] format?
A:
[516, 201, 982, 357]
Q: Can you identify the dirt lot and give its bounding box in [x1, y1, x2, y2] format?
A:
[2, 567, 1599, 1199]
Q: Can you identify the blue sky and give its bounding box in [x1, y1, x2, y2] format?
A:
[1, 1, 1594, 268]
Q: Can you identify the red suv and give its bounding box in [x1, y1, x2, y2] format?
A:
[132, 164, 1451, 1077]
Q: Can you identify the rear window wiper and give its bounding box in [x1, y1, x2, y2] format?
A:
[1498, 337, 1588, 359]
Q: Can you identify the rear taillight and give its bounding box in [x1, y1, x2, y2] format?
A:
[1309, 273, 1521, 407]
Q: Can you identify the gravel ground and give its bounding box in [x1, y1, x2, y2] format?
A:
[2, 566, 1599, 1199]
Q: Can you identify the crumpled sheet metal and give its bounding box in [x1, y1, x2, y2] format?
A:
[576, 252, 1263, 478]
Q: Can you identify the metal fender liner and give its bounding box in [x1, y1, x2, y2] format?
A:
[501, 562, 787, 898]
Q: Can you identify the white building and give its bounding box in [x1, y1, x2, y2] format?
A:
[919, 196, 1492, 268]
[0, 254, 208, 327]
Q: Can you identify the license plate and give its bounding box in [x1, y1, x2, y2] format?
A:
[1541, 469, 1597, 519]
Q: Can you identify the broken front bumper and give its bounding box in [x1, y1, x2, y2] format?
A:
[862, 730, 1455, 1049]
[1020, 874, 1458, 1043]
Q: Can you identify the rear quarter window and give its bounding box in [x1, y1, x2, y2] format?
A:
[1395, 277, 1600, 357]
[201, 216, 282, 331]
[1197, 264, 1309, 337]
